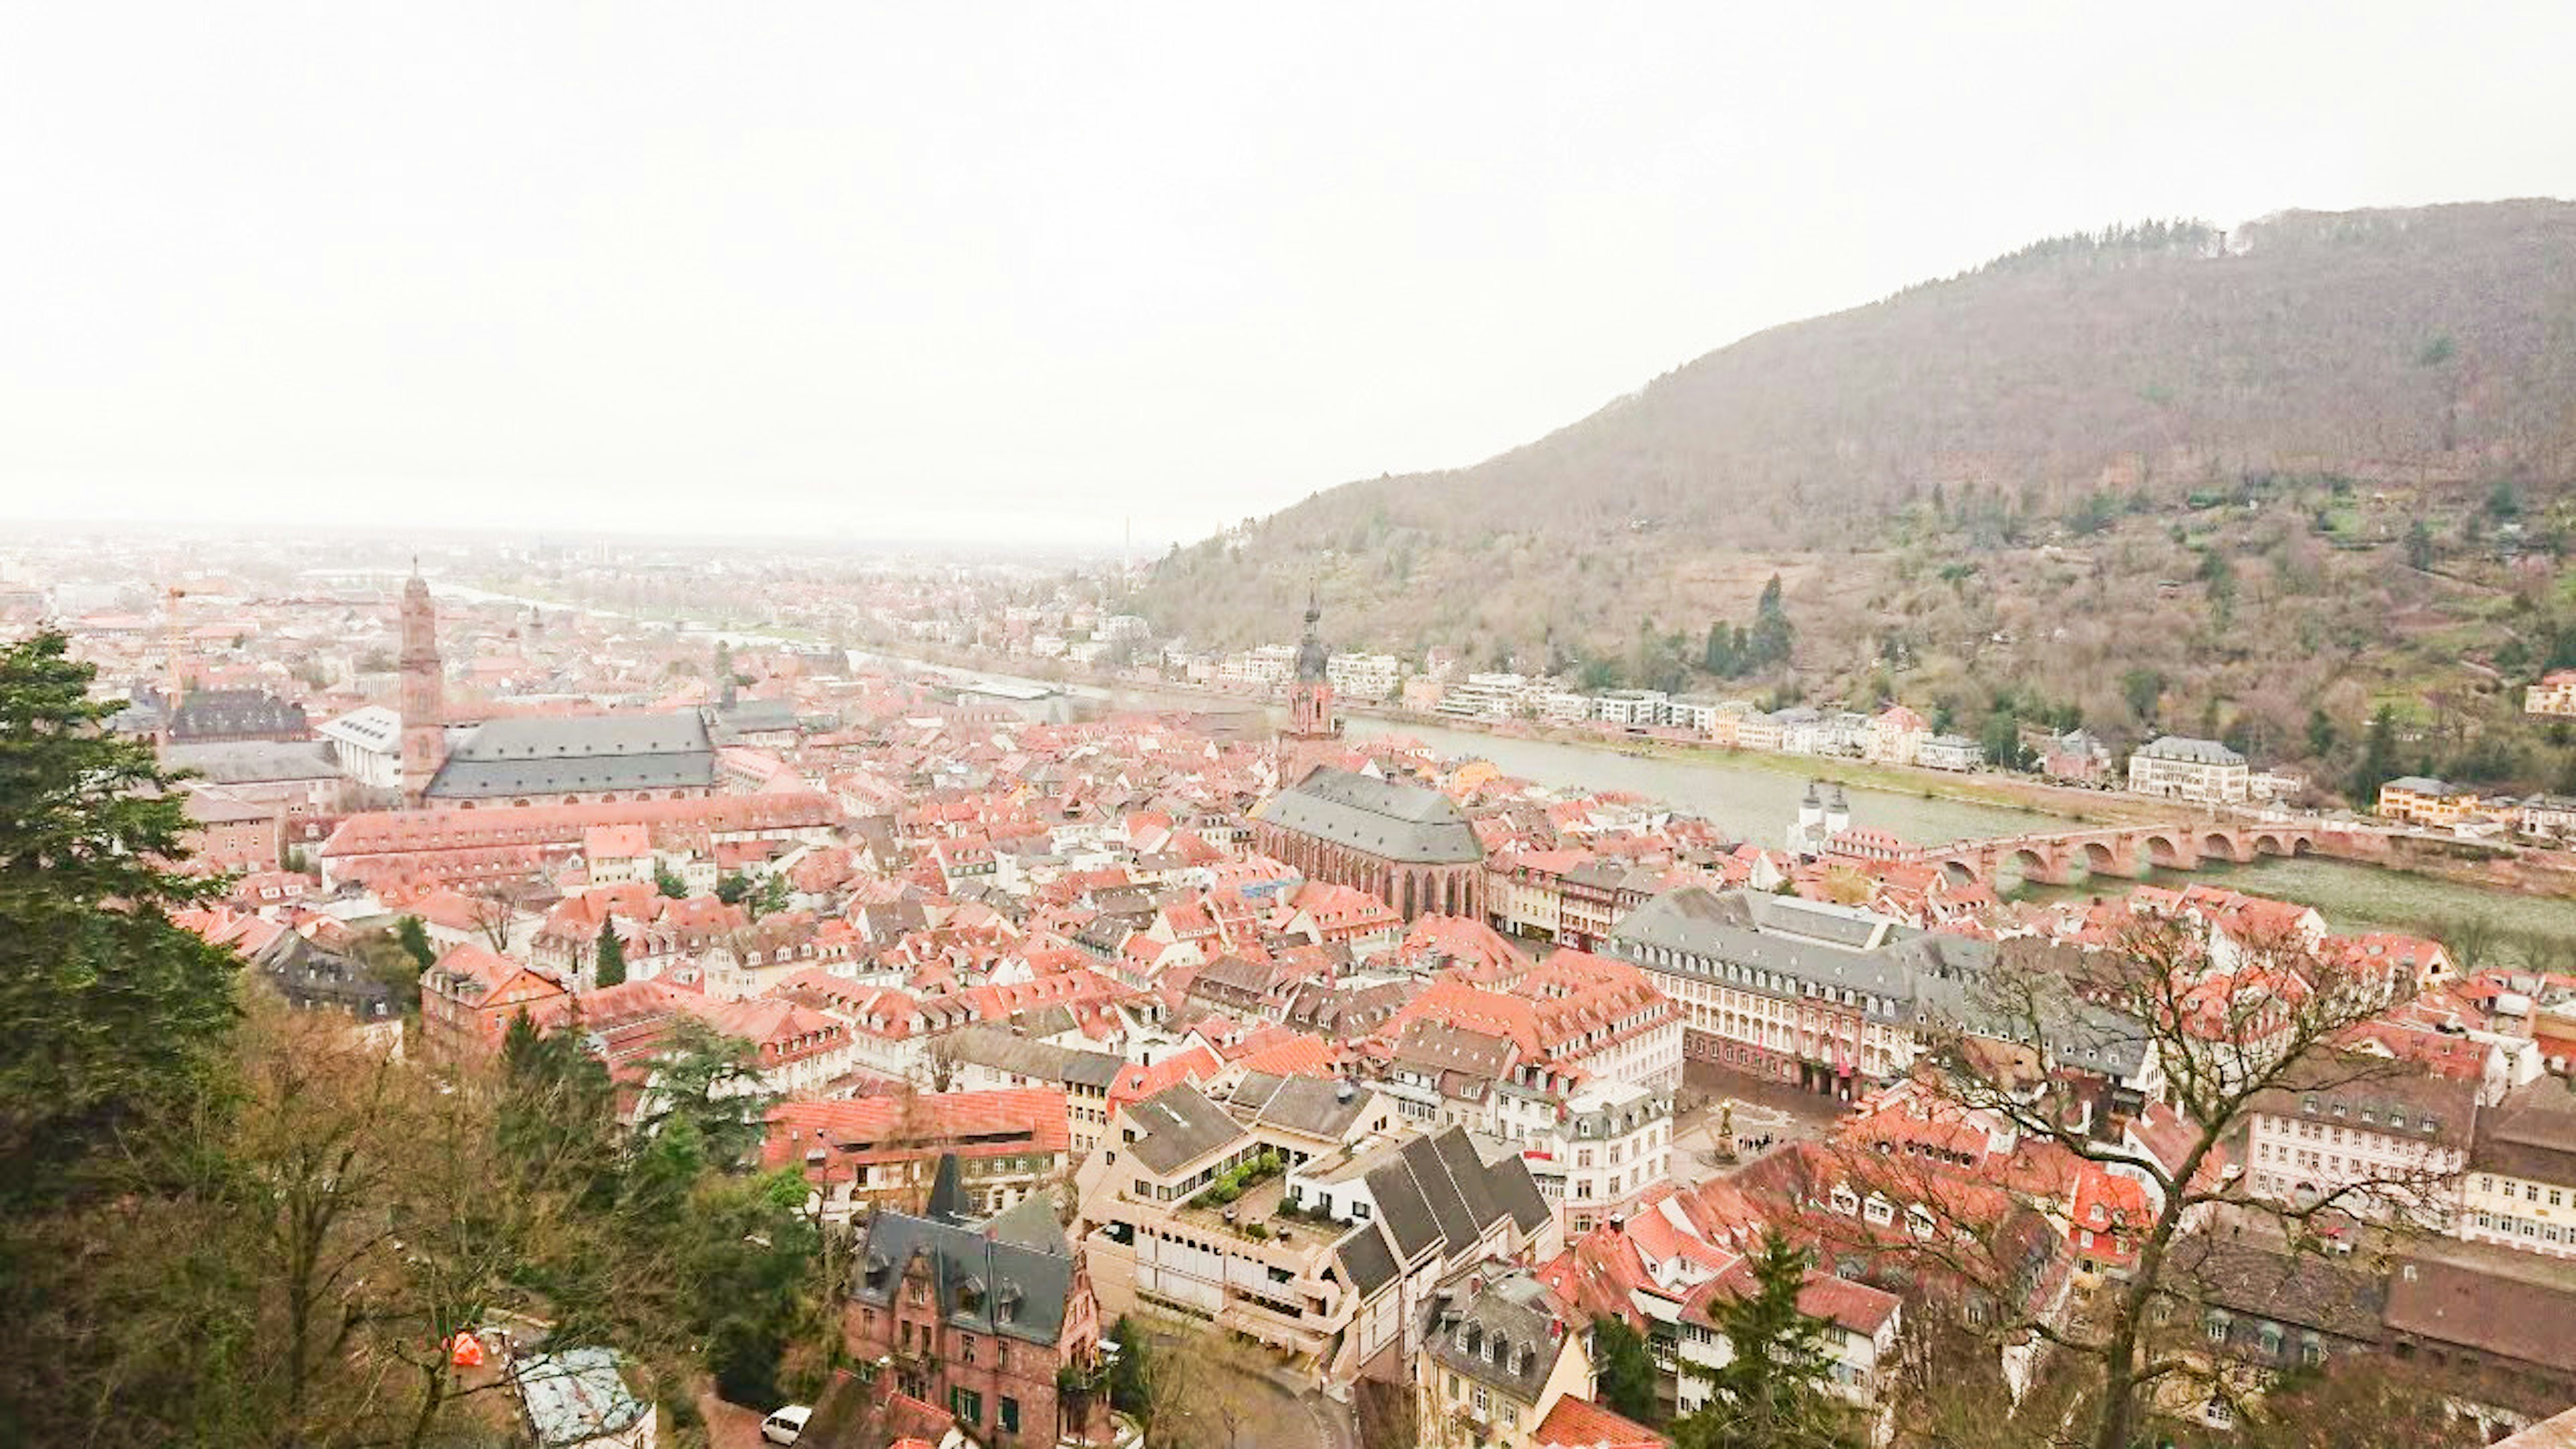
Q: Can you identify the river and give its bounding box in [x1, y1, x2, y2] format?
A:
[1326, 720, 2576, 953]
[514, 613, 2576, 955]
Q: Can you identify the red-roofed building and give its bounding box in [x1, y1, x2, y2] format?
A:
[765, 1088, 1071, 1220]
[1533, 1396, 1668, 1449]
[1105, 1046, 1221, 1116]
[317, 792, 839, 890]
[419, 945, 567, 1063]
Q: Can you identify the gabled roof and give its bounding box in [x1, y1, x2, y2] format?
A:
[1124, 1083, 1248, 1177]
[853, 1203, 1076, 1348]
[1253, 767, 1485, 864]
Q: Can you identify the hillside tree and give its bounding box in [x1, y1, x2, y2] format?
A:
[0, 629, 239, 1203]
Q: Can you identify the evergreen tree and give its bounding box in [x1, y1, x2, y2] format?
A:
[1105, 1315, 1155, 1419]
[394, 915, 438, 973]
[1590, 1316, 1662, 1426]
[2306, 707, 2339, 761]
[0, 629, 239, 1202]
[1980, 708, 2027, 771]
[594, 918, 627, 987]
[655, 859, 689, 899]
[1703, 621, 1737, 676]
[2353, 704, 2402, 804]
[638, 1020, 773, 1169]
[1674, 1230, 1856, 1449]
[1747, 575, 1794, 669]
[715, 871, 751, 906]
[496, 1008, 620, 1200]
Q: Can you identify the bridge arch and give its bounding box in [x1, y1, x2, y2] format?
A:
[2252, 832, 2289, 857]
[2200, 831, 2244, 863]
[1941, 859, 1979, 888]
[1998, 845, 2051, 886]
[2138, 832, 2188, 869]
[2077, 841, 2120, 876]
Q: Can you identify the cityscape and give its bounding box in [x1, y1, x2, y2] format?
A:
[9, 8, 2576, 1449]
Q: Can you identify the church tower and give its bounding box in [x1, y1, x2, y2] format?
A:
[398, 566, 445, 807]
[1279, 588, 1340, 784]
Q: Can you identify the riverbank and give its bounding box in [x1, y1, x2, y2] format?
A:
[1331, 702, 2184, 828]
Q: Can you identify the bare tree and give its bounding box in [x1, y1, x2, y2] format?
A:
[1835, 916, 2462, 1449]
[465, 884, 517, 955]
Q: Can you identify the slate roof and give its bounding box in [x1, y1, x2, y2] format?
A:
[2385, 1239, 2576, 1377]
[2167, 1235, 2387, 1344]
[2249, 1062, 2479, 1152]
[1124, 1083, 1249, 1177]
[1613, 886, 1980, 1026]
[160, 739, 341, 784]
[428, 710, 718, 800]
[1254, 767, 1485, 865]
[1353, 1124, 1548, 1263]
[1228, 1071, 1372, 1140]
[2136, 735, 2247, 766]
[853, 1199, 1077, 1348]
[1335, 1220, 1402, 1296]
[1421, 1269, 1576, 1401]
[2471, 1076, 2576, 1183]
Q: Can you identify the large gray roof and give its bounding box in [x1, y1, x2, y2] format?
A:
[1612, 886, 1971, 1022]
[1357, 1125, 1548, 1263]
[1124, 1083, 1249, 1177]
[1228, 1071, 1373, 1140]
[427, 710, 717, 799]
[947, 1026, 1130, 1092]
[160, 739, 342, 784]
[1335, 1222, 1401, 1296]
[1254, 767, 1484, 865]
[1618, 885, 2153, 1071]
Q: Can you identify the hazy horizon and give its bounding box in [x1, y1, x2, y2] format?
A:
[5, 3, 2573, 547]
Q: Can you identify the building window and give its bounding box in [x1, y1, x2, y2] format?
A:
[1000, 1397, 1021, 1435]
[952, 1387, 983, 1425]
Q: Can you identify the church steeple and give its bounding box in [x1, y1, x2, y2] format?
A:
[398, 570, 445, 808]
[1281, 585, 1338, 784]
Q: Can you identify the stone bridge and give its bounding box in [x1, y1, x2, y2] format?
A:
[1894, 819, 2385, 888]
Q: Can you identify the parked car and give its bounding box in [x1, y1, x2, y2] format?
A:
[761, 1405, 812, 1445]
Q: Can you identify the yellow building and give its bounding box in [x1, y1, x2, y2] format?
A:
[2462, 1076, 2576, 1258]
[2377, 775, 2483, 826]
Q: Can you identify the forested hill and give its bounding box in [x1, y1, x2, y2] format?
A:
[1135, 201, 2576, 661]
[1129, 201, 2576, 800]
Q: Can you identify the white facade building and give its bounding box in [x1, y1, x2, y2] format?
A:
[2127, 735, 2251, 804]
[1327, 652, 1402, 702]
[317, 705, 405, 792]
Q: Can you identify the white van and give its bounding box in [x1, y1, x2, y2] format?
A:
[761, 1405, 812, 1445]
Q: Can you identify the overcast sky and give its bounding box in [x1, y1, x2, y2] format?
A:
[3, 4, 2571, 549]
